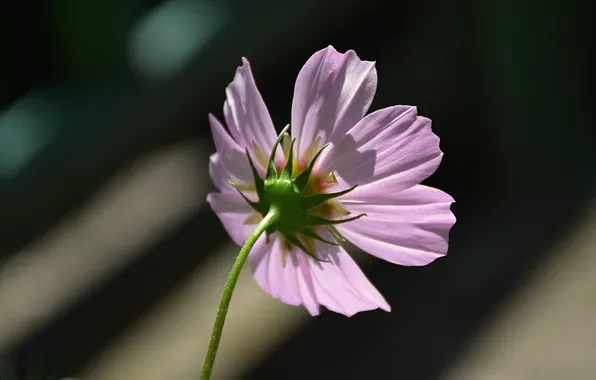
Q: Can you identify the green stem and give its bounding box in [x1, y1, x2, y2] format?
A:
[201, 211, 278, 380]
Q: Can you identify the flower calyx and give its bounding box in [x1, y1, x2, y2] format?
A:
[234, 125, 365, 261]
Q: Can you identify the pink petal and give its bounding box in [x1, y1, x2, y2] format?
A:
[225, 58, 278, 160]
[208, 114, 252, 184]
[328, 106, 443, 193]
[206, 192, 255, 246]
[337, 185, 456, 266]
[309, 242, 390, 317]
[247, 236, 301, 306]
[249, 235, 389, 317]
[209, 153, 234, 193]
[291, 46, 377, 158]
[248, 235, 320, 315]
[223, 100, 244, 146]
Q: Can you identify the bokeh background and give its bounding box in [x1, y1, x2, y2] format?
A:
[1, 0, 594, 379]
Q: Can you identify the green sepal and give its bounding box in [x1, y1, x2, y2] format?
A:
[279, 137, 296, 180]
[266, 124, 290, 181]
[245, 149, 265, 199]
[294, 143, 329, 192]
[306, 213, 367, 227]
[301, 185, 357, 210]
[284, 234, 330, 262]
[235, 189, 265, 214]
[299, 227, 340, 246]
[327, 225, 347, 244]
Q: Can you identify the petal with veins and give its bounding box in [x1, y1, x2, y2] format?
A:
[338, 185, 456, 266]
[208, 114, 252, 184]
[225, 58, 279, 164]
[309, 242, 390, 316]
[207, 192, 256, 246]
[249, 236, 320, 315]
[291, 46, 377, 158]
[330, 106, 443, 192]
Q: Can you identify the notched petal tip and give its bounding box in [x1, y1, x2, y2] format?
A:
[345, 48, 376, 65]
[321, 45, 376, 63]
[441, 191, 456, 205]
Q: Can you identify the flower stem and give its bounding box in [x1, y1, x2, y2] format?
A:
[201, 211, 279, 380]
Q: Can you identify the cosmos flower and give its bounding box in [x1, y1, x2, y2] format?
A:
[207, 46, 455, 317]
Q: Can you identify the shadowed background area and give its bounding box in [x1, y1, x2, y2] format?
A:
[0, 0, 594, 379]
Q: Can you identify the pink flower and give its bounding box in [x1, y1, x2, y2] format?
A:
[207, 46, 456, 317]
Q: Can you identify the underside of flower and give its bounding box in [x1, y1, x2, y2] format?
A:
[229, 125, 364, 263]
[207, 46, 456, 317]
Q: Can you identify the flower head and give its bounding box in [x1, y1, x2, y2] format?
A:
[207, 46, 455, 316]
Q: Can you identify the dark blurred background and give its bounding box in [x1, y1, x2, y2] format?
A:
[1, 0, 594, 379]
